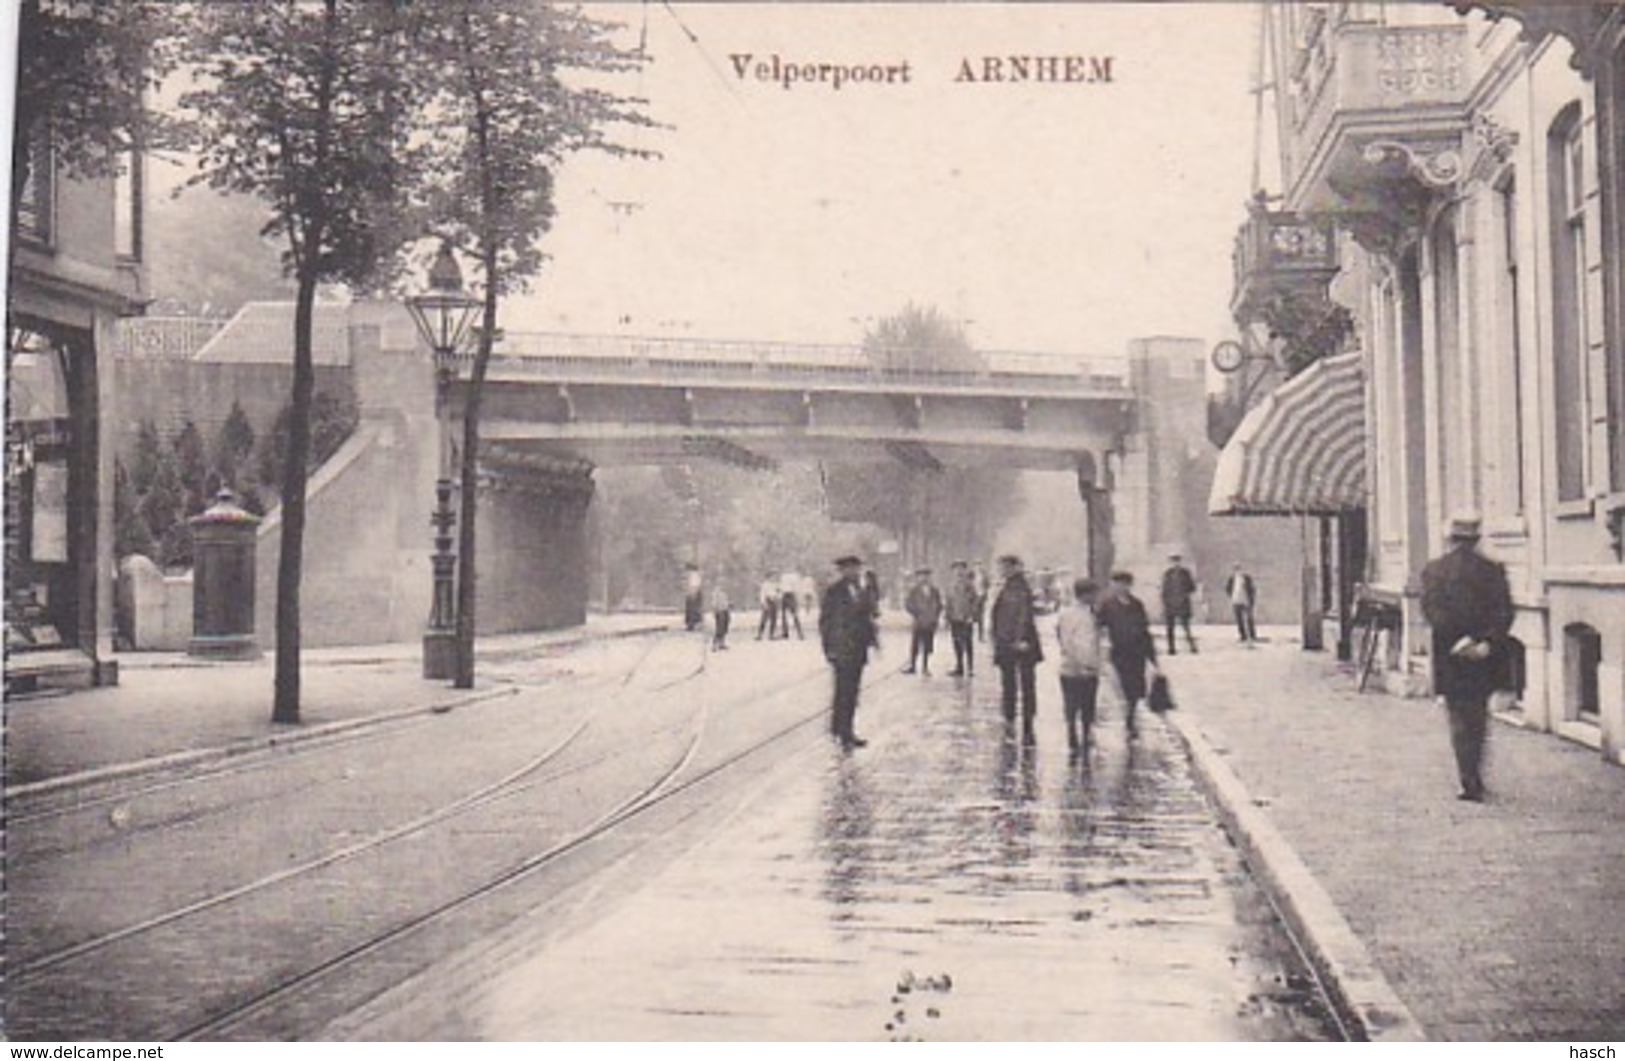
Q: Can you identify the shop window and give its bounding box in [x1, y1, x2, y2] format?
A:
[5, 332, 75, 653]
[1563, 622, 1602, 723]
[1547, 103, 1588, 502]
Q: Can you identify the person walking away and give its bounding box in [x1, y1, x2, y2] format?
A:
[1160, 553, 1199, 655]
[779, 569, 805, 639]
[1055, 577, 1104, 755]
[944, 560, 978, 677]
[1420, 512, 1514, 802]
[1097, 570, 1159, 739]
[990, 555, 1044, 740]
[903, 567, 944, 675]
[710, 584, 731, 651]
[683, 563, 704, 632]
[756, 572, 780, 640]
[820, 555, 877, 749]
[1225, 562, 1258, 643]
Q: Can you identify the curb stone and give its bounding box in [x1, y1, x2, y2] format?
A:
[1164, 710, 1429, 1043]
[6, 687, 518, 803]
[8, 621, 674, 801]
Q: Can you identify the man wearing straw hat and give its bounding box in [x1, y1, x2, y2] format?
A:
[1420, 512, 1514, 803]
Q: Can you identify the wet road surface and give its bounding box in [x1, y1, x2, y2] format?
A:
[332, 630, 1340, 1041]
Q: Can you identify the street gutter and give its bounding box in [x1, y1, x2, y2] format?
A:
[1164, 710, 1428, 1043]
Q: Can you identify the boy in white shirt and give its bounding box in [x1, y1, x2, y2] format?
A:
[1055, 577, 1104, 754]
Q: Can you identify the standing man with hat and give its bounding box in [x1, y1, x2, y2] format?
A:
[1420, 512, 1514, 802]
[820, 555, 877, 749]
[990, 554, 1044, 740]
[1160, 552, 1199, 655]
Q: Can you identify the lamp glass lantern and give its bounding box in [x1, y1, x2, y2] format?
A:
[406, 241, 481, 379]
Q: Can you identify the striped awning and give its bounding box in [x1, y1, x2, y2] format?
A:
[1208, 352, 1367, 516]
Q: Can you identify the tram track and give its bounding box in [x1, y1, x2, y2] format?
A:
[6, 632, 678, 824]
[10, 633, 692, 983]
[178, 659, 900, 1041]
[8, 631, 691, 849]
[8, 630, 898, 1040]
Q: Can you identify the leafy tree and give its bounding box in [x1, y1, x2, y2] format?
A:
[113, 460, 155, 560]
[212, 401, 256, 484]
[129, 419, 166, 490]
[864, 303, 983, 375]
[408, 0, 651, 688]
[136, 441, 186, 569]
[178, 2, 417, 723]
[254, 391, 360, 501]
[144, 183, 298, 317]
[172, 419, 209, 516]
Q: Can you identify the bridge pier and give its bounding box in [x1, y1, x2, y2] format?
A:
[1076, 452, 1116, 587]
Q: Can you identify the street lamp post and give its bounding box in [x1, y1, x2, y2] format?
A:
[406, 242, 480, 681]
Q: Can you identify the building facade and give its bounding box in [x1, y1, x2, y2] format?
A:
[6, 129, 147, 690]
[1244, 3, 1624, 762]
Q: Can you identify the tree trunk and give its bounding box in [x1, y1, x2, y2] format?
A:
[272, 272, 318, 722]
[452, 253, 498, 690]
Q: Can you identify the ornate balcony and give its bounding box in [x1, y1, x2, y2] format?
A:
[1230, 201, 1340, 322]
[1280, 16, 1480, 254]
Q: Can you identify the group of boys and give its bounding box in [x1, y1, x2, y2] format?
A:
[901, 561, 987, 677]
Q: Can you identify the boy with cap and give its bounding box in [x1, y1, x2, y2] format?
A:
[1055, 577, 1104, 754]
[1097, 570, 1158, 739]
[1160, 552, 1198, 655]
[904, 567, 944, 675]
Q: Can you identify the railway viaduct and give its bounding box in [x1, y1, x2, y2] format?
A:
[117, 304, 1198, 648]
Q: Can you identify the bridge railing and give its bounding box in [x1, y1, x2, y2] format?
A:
[489, 331, 1130, 392]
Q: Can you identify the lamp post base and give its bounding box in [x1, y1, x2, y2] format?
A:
[423, 629, 459, 680]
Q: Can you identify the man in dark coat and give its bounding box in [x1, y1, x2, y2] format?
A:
[1420, 513, 1514, 802]
[990, 555, 1043, 739]
[1097, 570, 1159, 739]
[1160, 553, 1198, 655]
[820, 555, 877, 750]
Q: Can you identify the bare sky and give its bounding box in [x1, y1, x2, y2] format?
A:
[513, 2, 1261, 359]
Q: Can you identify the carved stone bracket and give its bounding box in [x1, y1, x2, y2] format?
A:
[1361, 139, 1464, 189]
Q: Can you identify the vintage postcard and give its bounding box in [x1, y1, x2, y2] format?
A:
[6, 0, 1622, 1046]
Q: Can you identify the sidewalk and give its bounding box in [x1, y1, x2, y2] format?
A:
[1161, 625, 1625, 1041]
[3, 613, 671, 791]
